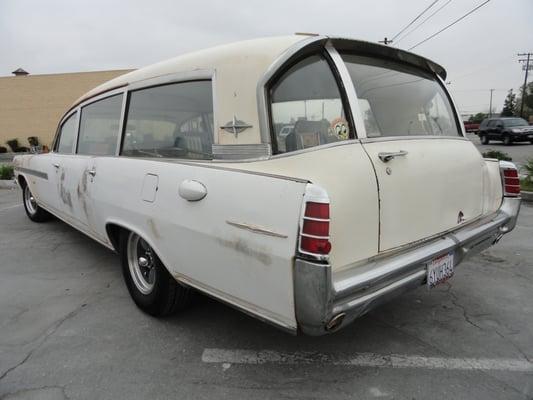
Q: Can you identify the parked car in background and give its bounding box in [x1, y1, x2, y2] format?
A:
[478, 117, 533, 145]
[13, 35, 521, 335]
[463, 121, 480, 133]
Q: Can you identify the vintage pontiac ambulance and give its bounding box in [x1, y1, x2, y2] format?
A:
[14, 35, 521, 335]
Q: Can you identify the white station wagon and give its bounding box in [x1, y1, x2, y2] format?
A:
[14, 35, 521, 335]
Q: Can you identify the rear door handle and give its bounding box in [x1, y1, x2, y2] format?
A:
[179, 179, 207, 201]
[53, 163, 60, 168]
[378, 150, 408, 162]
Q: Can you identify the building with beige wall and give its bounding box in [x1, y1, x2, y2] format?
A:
[0, 69, 132, 150]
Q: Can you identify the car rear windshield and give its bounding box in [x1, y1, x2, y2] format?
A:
[503, 118, 529, 127]
[341, 54, 460, 138]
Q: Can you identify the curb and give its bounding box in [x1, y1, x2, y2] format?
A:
[0, 179, 17, 190]
[521, 191, 533, 203]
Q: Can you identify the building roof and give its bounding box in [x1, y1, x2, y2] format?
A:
[12, 68, 29, 76]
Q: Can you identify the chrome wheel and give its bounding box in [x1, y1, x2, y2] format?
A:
[127, 233, 156, 295]
[24, 185, 38, 215]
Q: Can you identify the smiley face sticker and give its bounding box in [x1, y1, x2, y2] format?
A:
[330, 117, 349, 140]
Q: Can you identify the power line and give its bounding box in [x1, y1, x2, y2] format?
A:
[408, 0, 491, 51]
[395, 0, 453, 45]
[391, 0, 440, 41]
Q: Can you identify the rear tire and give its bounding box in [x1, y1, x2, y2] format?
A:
[480, 135, 489, 145]
[22, 182, 52, 222]
[503, 136, 512, 146]
[530, 140, 533, 144]
[120, 230, 193, 317]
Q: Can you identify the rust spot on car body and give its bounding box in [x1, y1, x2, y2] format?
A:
[77, 169, 90, 217]
[58, 170, 72, 208]
[216, 237, 272, 266]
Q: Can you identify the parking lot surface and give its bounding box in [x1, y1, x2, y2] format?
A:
[0, 187, 532, 399]
[467, 132, 532, 168]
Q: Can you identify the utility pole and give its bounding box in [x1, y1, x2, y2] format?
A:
[379, 37, 393, 45]
[518, 52, 532, 118]
[489, 89, 494, 118]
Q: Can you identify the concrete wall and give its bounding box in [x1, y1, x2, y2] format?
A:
[0, 69, 132, 149]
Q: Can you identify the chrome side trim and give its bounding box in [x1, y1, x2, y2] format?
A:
[212, 144, 271, 160]
[226, 221, 288, 238]
[325, 42, 367, 138]
[14, 167, 48, 180]
[294, 196, 521, 335]
[360, 135, 468, 144]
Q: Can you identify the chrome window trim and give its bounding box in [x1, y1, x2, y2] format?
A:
[121, 70, 217, 156]
[76, 91, 125, 156]
[256, 35, 328, 148]
[53, 108, 81, 155]
[325, 42, 367, 139]
[436, 75, 466, 138]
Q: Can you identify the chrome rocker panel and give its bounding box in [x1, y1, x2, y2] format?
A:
[294, 197, 521, 335]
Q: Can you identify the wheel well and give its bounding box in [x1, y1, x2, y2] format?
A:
[106, 223, 127, 253]
[17, 175, 27, 188]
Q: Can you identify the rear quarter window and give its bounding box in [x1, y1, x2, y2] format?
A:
[269, 55, 351, 154]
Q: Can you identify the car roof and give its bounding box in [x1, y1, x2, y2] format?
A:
[73, 35, 447, 107]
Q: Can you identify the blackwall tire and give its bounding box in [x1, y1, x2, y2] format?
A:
[119, 230, 193, 317]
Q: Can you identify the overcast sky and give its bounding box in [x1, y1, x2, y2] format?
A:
[1, 0, 531, 116]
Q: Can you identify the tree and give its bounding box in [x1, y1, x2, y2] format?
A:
[501, 89, 516, 117]
[514, 81, 533, 120]
[468, 113, 487, 123]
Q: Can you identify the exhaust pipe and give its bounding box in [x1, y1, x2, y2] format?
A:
[326, 313, 346, 332]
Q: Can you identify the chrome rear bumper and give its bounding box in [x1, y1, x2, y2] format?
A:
[294, 197, 521, 335]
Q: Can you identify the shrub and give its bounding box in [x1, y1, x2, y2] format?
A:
[27, 136, 39, 147]
[6, 139, 20, 152]
[0, 164, 14, 180]
[481, 150, 512, 161]
[0, 146, 7, 153]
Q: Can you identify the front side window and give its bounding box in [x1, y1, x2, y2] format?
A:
[77, 94, 123, 156]
[122, 81, 213, 160]
[503, 118, 528, 127]
[56, 112, 78, 154]
[341, 54, 460, 137]
[270, 55, 350, 154]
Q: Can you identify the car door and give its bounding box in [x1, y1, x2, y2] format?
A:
[340, 53, 485, 252]
[30, 111, 79, 217]
[58, 93, 124, 238]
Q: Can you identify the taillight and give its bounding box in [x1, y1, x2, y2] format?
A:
[500, 162, 520, 197]
[299, 201, 331, 256]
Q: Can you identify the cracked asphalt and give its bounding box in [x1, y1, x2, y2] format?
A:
[0, 187, 532, 399]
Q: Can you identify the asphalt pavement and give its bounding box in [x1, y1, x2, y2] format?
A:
[0, 187, 532, 400]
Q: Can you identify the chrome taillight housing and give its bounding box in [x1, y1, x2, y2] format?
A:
[499, 161, 520, 197]
[298, 185, 331, 259]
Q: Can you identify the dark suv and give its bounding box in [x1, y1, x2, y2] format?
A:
[478, 117, 533, 145]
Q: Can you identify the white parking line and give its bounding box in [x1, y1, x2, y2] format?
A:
[202, 349, 533, 372]
[0, 204, 22, 212]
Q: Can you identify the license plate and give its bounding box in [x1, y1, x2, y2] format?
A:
[427, 252, 454, 288]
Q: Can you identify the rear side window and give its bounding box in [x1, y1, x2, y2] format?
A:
[341, 54, 460, 137]
[56, 112, 78, 154]
[487, 120, 497, 127]
[122, 81, 214, 160]
[270, 55, 350, 154]
[78, 94, 123, 156]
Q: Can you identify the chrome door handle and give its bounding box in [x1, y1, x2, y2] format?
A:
[87, 170, 96, 177]
[378, 150, 408, 162]
[53, 163, 60, 168]
[179, 179, 207, 201]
